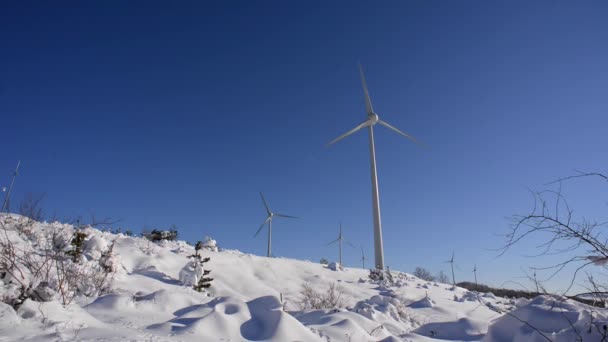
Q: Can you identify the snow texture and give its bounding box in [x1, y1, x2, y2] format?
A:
[1, 214, 607, 341]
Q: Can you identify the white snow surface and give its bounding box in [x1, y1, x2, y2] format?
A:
[1, 215, 607, 341]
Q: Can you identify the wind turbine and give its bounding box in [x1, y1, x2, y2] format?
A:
[445, 251, 456, 285]
[326, 223, 354, 266]
[254, 192, 297, 257]
[1, 160, 20, 213]
[360, 246, 366, 269]
[473, 264, 478, 287]
[328, 65, 422, 270]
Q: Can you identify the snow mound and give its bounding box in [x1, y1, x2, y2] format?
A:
[0, 302, 20, 328]
[202, 236, 218, 251]
[458, 291, 481, 302]
[178, 260, 204, 286]
[148, 295, 323, 341]
[327, 262, 343, 271]
[294, 309, 397, 341]
[353, 293, 418, 332]
[84, 235, 108, 258]
[409, 295, 435, 308]
[484, 295, 608, 342]
[413, 317, 487, 341]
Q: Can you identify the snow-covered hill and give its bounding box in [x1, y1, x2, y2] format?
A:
[1, 215, 606, 341]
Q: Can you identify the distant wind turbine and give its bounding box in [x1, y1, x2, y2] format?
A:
[254, 192, 297, 257]
[1, 160, 20, 213]
[360, 247, 366, 269]
[473, 264, 478, 287]
[326, 223, 354, 266]
[328, 65, 423, 270]
[445, 251, 456, 285]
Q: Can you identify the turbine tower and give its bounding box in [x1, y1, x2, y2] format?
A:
[328, 65, 422, 270]
[360, 247, 366, 269]
[326, 223, 354, 266]
[445, 251, 456, 285]
[1, 160, 20, 213]
[254, 192, 297, 257]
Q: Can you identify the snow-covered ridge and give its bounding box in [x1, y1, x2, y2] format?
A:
[1, 215, 606, 341]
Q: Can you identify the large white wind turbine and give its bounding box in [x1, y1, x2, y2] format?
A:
[326, 223, 354, 266]
[254, 192, 297, 257]
[328, 65, 422, 270]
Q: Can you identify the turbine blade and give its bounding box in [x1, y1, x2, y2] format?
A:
[326, 238, 340, 246]
[275, 213, 298, 219]
[254, 217, 270, 237]
[346, 241, 357, 248]
[327, 119, 371, 146]
[359, 64, 374, 115]
[259, 192, 271, 215]
[378, 120, 424, 146]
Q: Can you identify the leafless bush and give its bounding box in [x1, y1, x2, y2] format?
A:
[491, 171, 608, 341]
[436, 271, 450, 284]
[299, 282, 345, 310]
[19, 193, 46, 222]
[503, 171, 608, 295]
[413, 267, 435, 281]
[1, 213, 117, 308]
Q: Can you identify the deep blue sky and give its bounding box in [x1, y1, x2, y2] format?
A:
[2, 1, 607, 292]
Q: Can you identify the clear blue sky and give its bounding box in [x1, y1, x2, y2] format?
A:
[2, 1, 607, 292]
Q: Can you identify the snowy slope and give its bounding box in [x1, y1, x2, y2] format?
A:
[1, 215, 606, 341]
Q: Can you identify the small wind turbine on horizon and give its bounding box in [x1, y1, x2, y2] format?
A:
[254, 192, 297, 257]
[1, 160, 20, 213]
[473, 264, 478, 287]
[360, 246, 366, 269]
[445, 251, 456, 285]
[326, 223, 354, 266]
[328, 65, 423, 270]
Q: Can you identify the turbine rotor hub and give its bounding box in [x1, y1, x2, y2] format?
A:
[369, 113, 379, 124]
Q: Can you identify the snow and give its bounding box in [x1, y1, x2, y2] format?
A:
[178, 260, 204, 287]
[83, 235, 108, 258]
[484, 295, 608, 341]
[202, 236, 218, 252]
[328, 262, 344, 271]
[1, 215, 607, 341]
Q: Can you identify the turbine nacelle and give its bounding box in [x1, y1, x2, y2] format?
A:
[368, 113, 379, 125]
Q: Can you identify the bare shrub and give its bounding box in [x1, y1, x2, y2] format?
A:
[436, 271, 450, 284]
[413, 267, 435, 281]
[1, 214, 117, 308]
[499, 171, 608, 339]
[18, 193, 45, 222]
[503, 171, 608, 295]
[143, 226, 178, 242]
[299, 282, 345, 310]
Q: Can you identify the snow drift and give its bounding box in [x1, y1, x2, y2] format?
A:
[2, 214, 606, 341]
